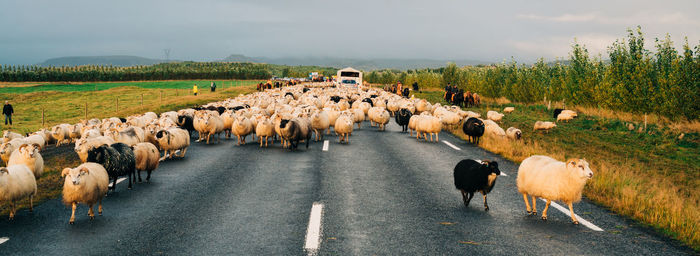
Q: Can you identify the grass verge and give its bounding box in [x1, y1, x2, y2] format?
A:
[412, 88, 699, 251]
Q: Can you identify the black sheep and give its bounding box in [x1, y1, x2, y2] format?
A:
[462, 117, 485, 144]
[279, 119, 311, 149]
[303, 87, 310, 93]
[87, 143, 136, 192]
[284, 92, 295, 99]
[394, 109, 412, 133]
[369, 94, 378, 99]
[119, 117, 127, 123]
[362, 98, 374, 107]
[177, 115, 195, 137]
[453, 159, 501, 211]
[329, 96, 341, 103]
[216, 106, 226, 115]
[553, 108, 564, 119]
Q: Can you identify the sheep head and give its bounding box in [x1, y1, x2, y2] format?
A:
[63, 167, 89, 185]
[567, 159, 593, 179]
[482, 160, 501, 176]
[279, 119, 290, 129]
[0, 167, 7, 175]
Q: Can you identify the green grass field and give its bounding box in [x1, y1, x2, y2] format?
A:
[412, 89, 699, 250]
[0, 80, 263, 94]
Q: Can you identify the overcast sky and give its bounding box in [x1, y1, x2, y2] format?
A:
[1, 0, 699, 65]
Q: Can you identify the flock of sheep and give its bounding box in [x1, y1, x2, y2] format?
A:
[0, 82, 591, 226]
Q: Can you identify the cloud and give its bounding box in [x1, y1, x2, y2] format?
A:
[517, 11, 700, 26]
[510, 34, 619, 59]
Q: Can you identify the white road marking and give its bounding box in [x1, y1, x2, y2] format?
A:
[109, 177, 127, 187]
[540, 199, 603, 231]
[442, 140, 461, 151]
[500, 171, 508, 177]
[304, 202, 324, 254]
[0, 237, 8, 245]
[322, 140, 329, 151]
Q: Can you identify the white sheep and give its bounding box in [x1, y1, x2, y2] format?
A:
[132, 142, 160, 182]
[232, 116, 254, 146]
[202, 115, 225, 144]
[61, 162, 109, 224]
[506, 127, 522, 140]
[334, 113, 354, 144]
[557, 112, 575, 122]
[483, 119, 506, 138]
[0, 165, 37, 220]
[0, 138, 26, 165]
[23, 134, 46, 149]
[503, 107, 515, 113]
[155, 128, 190, 161]
[106, 127, 141, 146]
[8, 144, 44, 180]
[533, 121, 557, 133]
[310, 110, 330, 141]
[416, 115, 442, 142]
[255, 119, 275, 147]
[51, 124, 73, 147]
[487, 111, 505, 122]
[2, 130, 23, 143]
[517, 155, 593, 224]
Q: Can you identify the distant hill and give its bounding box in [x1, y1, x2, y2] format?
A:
[38, 55, 169, 67]
[219, 54, 493, 71]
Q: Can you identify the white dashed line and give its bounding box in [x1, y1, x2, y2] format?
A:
[499, 171, 508, 177]
[540, 199, 603, 231]
[304, 202, 324, 255]
[442, 140, 461, 151]
[0, 237, 8, 245]
[322, 140, 329, 151]
[109, 177, 127, 187]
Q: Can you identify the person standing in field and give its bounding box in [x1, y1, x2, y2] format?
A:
[3, 101, 13, 126]
[193, 84, 198, 96]
[210, 82, 216, 92]
[396, 81, 403, 95]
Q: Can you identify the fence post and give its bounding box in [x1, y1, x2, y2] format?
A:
[644, 114, 647, 131]
[160, 91, 163, 104]
[85, 102, 88, 120]
[141, 94, 144, 105]
[42, 108, 45, 127]
[116, 97, 119, 112]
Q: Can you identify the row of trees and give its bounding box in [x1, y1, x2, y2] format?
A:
[0, 62, 337, 82]
[365, 27, 699, 120]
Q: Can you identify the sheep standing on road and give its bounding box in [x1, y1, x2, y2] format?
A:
[517, 155, 593, 224]
[61, 163, 109, 224]
[232, 116, 254, 146]
[8, 144, 44, 179]
[0, 165, 37, 220]
[1, 138, 26, 165]
[279, 118, 312, 149]
[74, 136, 115, 163]
[462, 117, 485, 144]
[453, 159, 501, 211]
[310, 110, 330, 141]
[132, 142, 160, 183]
[394, 108, 412, 133]
[87, 143, 136, 191]
[255, 119, 275, 147]
[2, 131, 23, 143]
[334, 113, 354, 144]
[155, 128, 190, 161]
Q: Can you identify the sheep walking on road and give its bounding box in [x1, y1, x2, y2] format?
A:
[517, 155, 593, 224]
[132, 142, 160, 183]
[87, 143, 136, 192]
[0, 165, 37, 220]
[453, 159, 501, 211]
[61, 163, 109, 224]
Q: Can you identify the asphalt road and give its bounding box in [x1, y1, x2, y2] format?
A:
[0, 121, 694, 255]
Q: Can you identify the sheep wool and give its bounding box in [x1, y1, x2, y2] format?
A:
[8, 144, 44, 179]
[62, 162, 109, 224]
[516, 155, 593, 224]
[0, 165, 37, 220]
[132, 142, 160, 183]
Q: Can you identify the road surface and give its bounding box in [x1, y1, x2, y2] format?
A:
[0, 121, 694, 255]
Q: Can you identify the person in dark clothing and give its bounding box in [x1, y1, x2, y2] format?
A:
[3, 101, 13, 126]
[444, 83, 452, 102]
[210, 82, 216, 92]
[412, 82, 419, 92]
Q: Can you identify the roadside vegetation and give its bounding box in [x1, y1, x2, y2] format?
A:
[0, 81, 257, 216]
[366, 27, 699, 120]
[412, 88, 699, 251]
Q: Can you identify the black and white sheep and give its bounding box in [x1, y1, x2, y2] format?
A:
[453, 159, 501, 211]
[86, 143, 136, 191]
[279, 118, 312, 149]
